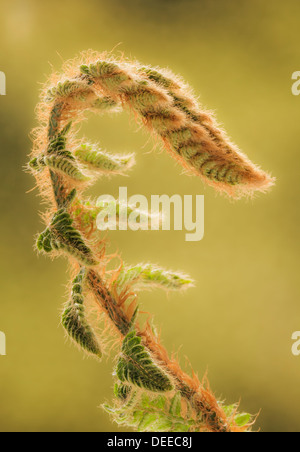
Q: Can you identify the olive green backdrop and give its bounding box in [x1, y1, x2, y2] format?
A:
[0, 0, 299, 432]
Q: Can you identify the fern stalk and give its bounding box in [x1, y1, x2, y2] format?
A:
[28, 51, 273, 432]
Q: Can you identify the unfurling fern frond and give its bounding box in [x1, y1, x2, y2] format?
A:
[50, 209, 98, 265]
[137, 66, 261, 188]
[30, 123, 90, 182]
[29, 154, 90, 182]
[29, 52, 269, 433]
[116, 330, 173, 393]
[62, 268, 102, 358]
[106, 388, 253, 432]
[37, 209, 98, 266]
[80, 59, 274, 197]
[115, 264, 194, 292]
[75, 144, 135, 174]
[104, 389, 198, 432]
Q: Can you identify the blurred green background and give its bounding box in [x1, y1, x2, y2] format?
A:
[0, 0, 299, 432]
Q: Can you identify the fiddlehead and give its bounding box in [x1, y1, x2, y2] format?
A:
[29, 51, 274, 432]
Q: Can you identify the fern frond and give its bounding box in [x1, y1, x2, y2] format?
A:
[37, 209, 98, 266]
[106, 388, 253, 432]
[62, 268, 102, 358]
[116, 330, 174, 393]
[30, 122, 90, 181]
[80, 59, 274, 197]
[75, 144, 135, 174]
[138, 66, 260, 188]
[30, 154, 90, 182]
[104, 389, 198, 432]
[28, 51, 267, 433]
[115, 264, 194, 292]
